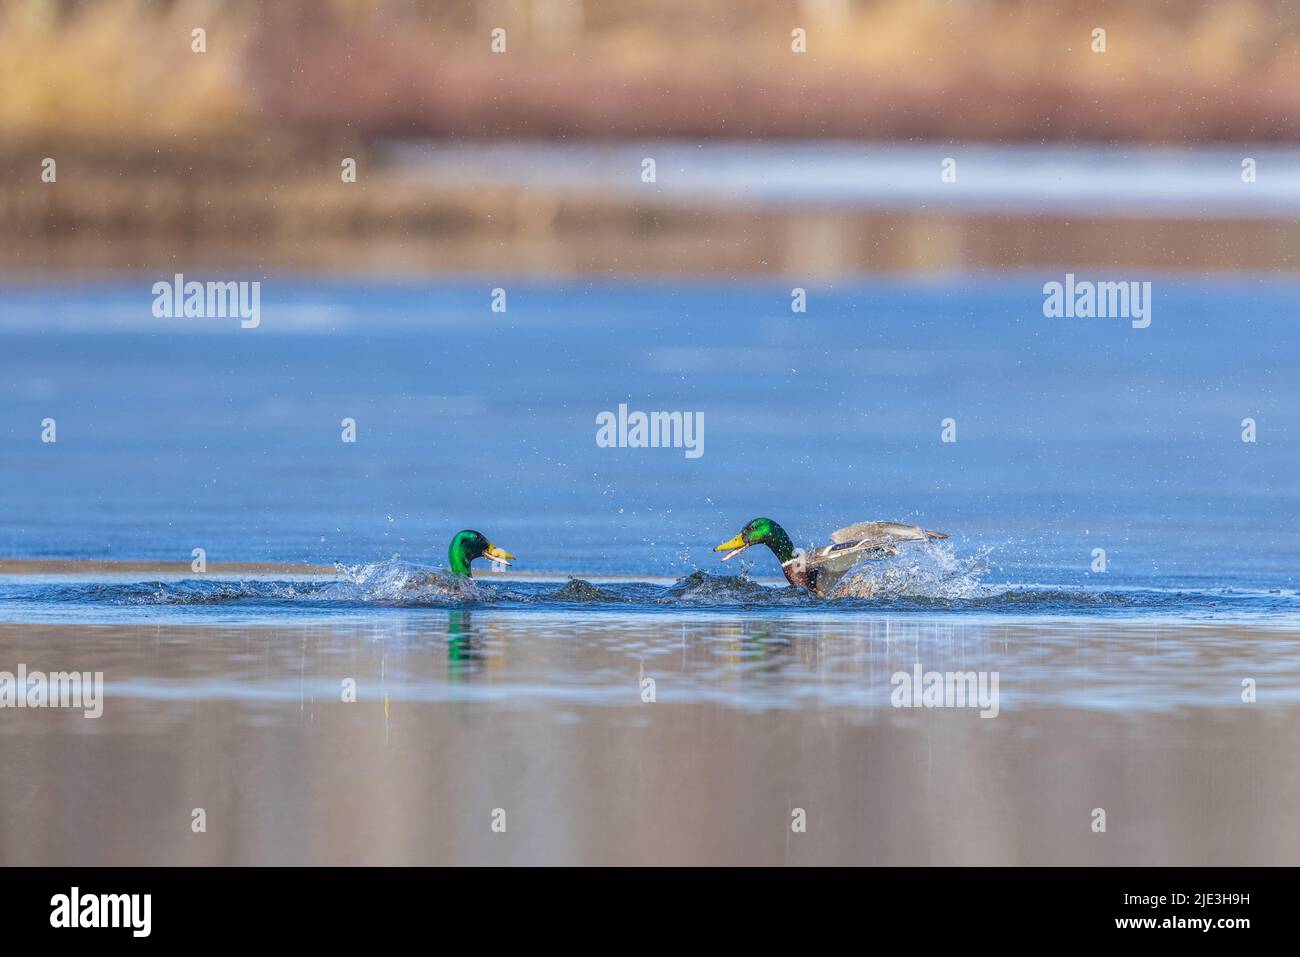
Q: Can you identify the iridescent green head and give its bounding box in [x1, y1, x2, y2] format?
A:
[448, 529, 514, 577]
[714, 517, 795, 564]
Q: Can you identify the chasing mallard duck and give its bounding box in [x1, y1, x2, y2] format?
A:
[447, 529, 514, 578]
[398, 530, 515, 594]
[714, 517, 947, 597]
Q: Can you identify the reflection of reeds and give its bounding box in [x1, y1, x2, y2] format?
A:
[7, 184, 1300, 277]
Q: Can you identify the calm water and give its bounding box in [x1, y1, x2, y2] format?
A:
[2, 614, 1298, 865]
[2, 277, 1298, 864]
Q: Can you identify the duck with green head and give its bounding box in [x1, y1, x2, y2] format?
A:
[447, 529, 515, 578]
[715, 517, 947, 597]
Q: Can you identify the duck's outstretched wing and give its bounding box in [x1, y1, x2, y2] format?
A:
[829, 521, 947, 545]
[795, 521, 947, 596]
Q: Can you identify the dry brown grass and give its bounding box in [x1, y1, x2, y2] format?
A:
[2, 0, 1299, 146]
[0, 0, 249, 145]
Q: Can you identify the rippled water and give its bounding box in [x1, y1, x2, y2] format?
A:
[4, 556, 1300, 624]
[5, 592, 1295, 713]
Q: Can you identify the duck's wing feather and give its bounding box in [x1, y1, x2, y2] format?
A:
[804, 539, 897, 573]
[808, 521, 947, 574]
[829, 521, 947, 545]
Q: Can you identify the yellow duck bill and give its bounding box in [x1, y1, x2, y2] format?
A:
[714, 534, 750, 561]
[484, 544, 515, 566]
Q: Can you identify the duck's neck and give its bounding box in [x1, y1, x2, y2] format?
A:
[764, 524, 796, 564]
[448, 539, 475, 577]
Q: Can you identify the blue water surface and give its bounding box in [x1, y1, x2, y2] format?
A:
[1, 276, 1296, 616]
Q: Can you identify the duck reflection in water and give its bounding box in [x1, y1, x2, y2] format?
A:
[446, 608, 485, 677]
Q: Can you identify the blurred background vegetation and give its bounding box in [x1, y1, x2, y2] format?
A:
[3, 0, 1298, 275]
[6, 0, 1300, 144]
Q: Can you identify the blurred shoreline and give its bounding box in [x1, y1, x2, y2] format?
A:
[5, 140, 1300, 277]
[7, 0, 1300, 278]
[7, 1, 1300, 145]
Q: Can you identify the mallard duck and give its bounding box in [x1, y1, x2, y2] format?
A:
[714, 517, 947, 596]
[447, 529, 514, 577]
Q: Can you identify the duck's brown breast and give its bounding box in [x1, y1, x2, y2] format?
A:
[782, 562, 817, 593]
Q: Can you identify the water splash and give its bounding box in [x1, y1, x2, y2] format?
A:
[328, 556, 487, 604]
[833, 541, 994, 600]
